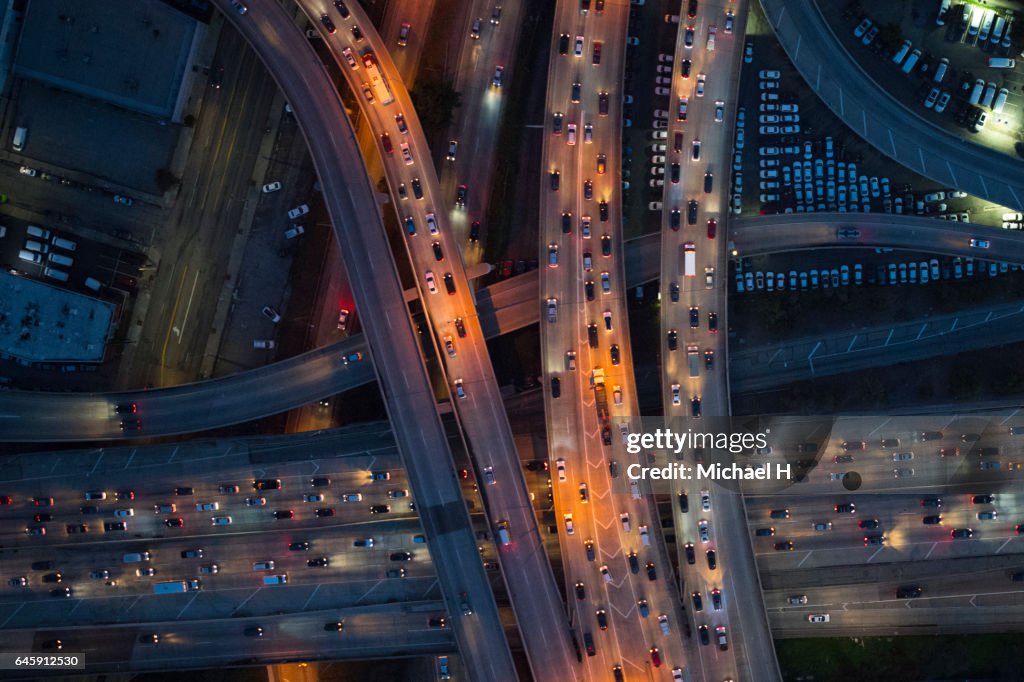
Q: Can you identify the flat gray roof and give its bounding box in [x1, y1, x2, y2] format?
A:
[0, 271, 114, 363]
[14, 0, 197, 118]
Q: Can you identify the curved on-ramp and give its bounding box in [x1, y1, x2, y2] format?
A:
[761, 0, 1024, 210]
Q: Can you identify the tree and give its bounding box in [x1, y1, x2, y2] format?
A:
[155, 168, 179, 192]
[876, 22, 903, 54]
[410, 77, 461, 139]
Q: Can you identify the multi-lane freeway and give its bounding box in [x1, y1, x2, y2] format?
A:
[213, 2, 516, 679]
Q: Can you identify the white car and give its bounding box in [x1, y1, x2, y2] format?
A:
[567, 123, 577, 145]
[262, 181, 281, 193]
[808, 614, 830, 623]
[759, 70, 781, 79]
[671, 383, 680, 405]
[287, 204, 310, 219]
[556, 458, 566, 481]
[574, 35, 584, 56]
[853, 18, 872, 38]
[695, 74, 706, 97]
[424, 271, 438, 293]
[342, 47, 358, 69]
[426, 213, 439, 234]
[700, 490, 711, 511]
[714, 101, 724, 122]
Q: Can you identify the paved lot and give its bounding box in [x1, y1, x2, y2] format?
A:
[8, 80, 179, 195]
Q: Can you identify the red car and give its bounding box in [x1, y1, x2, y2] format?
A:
[650, 646, 662, 667]
[33, 497, 54, 507]
[0, 496, 12, 505]
[707, 218, 717, 239]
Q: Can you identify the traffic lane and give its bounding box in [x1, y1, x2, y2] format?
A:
[232, 2, 516, 679]
[381, 0, 437, 82]
[543, 1, 677, 673]
[0, 515, 430, 599]
[1, 482, 419, 546]
[680, 3, 780, 678]
[6, 607, 454, 669]
[323, 11, 567, 675]
[0, 337, 374, 442]
[768, 566, 1024, 634]
[731, 212, 1024, 263]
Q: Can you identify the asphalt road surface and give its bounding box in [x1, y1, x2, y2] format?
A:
[304, 1, 576, 676]
[214, 1, 516, 678]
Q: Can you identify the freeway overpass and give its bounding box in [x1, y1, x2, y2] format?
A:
[731, 301, 1024, 392]
[209, 2, 516, 679]
[5, 213, 1024, 442]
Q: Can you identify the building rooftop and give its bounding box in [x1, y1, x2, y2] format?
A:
[14, 0, 198, 118]
[0, 271, 114, 363]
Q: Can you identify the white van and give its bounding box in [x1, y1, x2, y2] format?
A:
[51, 236, 77, 251]
[18, 249, 40, 264]
[891, 40, 912, 65]
[24, 240, 48, 254]
[48, 253, 73, 268]
[11, 126, 26, 151]
[981, 82, 997, 109]
[933, 58, 948, 83]
[988, 57, 1016, 68]
[969, 79, 985, 105]
[84, 277, 102, 292]
[979, 9, 995, 42]
[43, 268, 68, 282]
[496, 520, 511, 546]
[253, 339, 275, 349]
[991, 16, 1006, 43]
[123, 551, 151, 563]
[27, 225, 51, 240]
[993, 88, 1009, 114]
[968, 7, 983, 36]
[901, 49, 921, 74]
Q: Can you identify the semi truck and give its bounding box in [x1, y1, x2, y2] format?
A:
[361, 51, 395, 105]
[591, 368, 609, 421]
[682, 242, 696, 276]
[153, 579, 201, 594]
[687, 346, 700, 377]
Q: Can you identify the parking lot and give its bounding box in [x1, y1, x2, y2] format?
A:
[823, 1, 1023, 155]
[621, 1, 683, 239]
[731, 3, 1019, 227]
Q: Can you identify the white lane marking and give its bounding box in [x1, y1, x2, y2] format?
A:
[177, 269, 202, 344]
